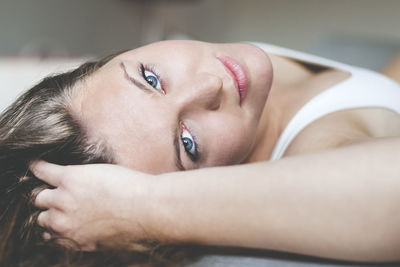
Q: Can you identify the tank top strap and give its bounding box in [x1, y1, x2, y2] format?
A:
[247, 42, 400, 161]
[270, 67, 400, 160]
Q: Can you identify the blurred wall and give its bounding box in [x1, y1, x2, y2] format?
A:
[159, 0, 400, 69]
[160, 0, 400, 48]
[0, 0, 142, 57]
[1, 0, 399, 67]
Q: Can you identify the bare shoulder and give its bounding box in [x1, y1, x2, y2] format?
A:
[284, 108, 400, 157]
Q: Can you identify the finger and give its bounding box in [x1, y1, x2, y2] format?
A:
[30, 160, 64, 187]
[34, 188, 56, 209]
[37, 210, 51, 228]
[56, 238, 82, 251]
[37, 210, 69, 236]
[42, 231, 78, 250]
[37, 210, 62, 232]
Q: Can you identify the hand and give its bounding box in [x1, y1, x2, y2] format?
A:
[31, 161, 158, 251]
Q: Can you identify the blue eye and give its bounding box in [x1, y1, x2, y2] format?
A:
[144, 70, 161, 90]
[140, 64, 163, 92]
[181, 128, 197, 160]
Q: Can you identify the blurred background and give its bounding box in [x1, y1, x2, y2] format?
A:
[1, 0, 400, 110]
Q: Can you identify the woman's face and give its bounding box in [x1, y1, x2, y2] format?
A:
[73, 40, 273, 174]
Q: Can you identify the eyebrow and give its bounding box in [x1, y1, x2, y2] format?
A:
[120, 62, 153, 94]
[174, 129, 186, 171]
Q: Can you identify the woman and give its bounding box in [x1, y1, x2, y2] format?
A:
[2, 40, 400, 265]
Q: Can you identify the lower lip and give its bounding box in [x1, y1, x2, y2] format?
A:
[217, 56, 248, 104]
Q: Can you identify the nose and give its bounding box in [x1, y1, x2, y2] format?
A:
[179, 72, 223, 111]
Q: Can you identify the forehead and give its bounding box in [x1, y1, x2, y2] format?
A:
[72, 59, 177, 174]
[114, 40, 207, 63]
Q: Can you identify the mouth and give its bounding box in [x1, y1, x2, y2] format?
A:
[217, 56, 248, 105]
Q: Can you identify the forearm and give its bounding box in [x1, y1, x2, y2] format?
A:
[151, 137, 400, 262]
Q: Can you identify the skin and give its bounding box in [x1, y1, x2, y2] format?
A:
[382, 51, 400, 83]
[72, 40, 273, 173]
[33, 40, 400, 261]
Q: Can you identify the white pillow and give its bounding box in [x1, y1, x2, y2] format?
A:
[0, 57, 87, 112]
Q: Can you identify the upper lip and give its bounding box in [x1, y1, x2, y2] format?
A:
[217, 56, 247, 105]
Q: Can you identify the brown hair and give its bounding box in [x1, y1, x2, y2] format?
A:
[0, 53, 200, 266]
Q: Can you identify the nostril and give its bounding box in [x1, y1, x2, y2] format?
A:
[210, 101, 221, 111]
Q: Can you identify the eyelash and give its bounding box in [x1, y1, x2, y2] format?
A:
[137, 63, 200, 164]
[139, 63, 165, 93]
[181, 122, 200, 162]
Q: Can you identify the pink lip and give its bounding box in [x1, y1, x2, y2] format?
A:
[217, 56, 248, 105]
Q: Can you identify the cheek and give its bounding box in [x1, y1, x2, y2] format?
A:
[208, 118, 256, 165]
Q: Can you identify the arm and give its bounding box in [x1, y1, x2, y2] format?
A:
[32, 137, 400, 261]
[153, 137, 400, 262]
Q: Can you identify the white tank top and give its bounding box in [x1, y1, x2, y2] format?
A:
[250, 42, 400, 160]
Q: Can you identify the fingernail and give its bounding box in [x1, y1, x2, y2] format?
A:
[19, 176, 29, 182]
[29, 160, 42, 172]
[43, 232, 51, 240]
